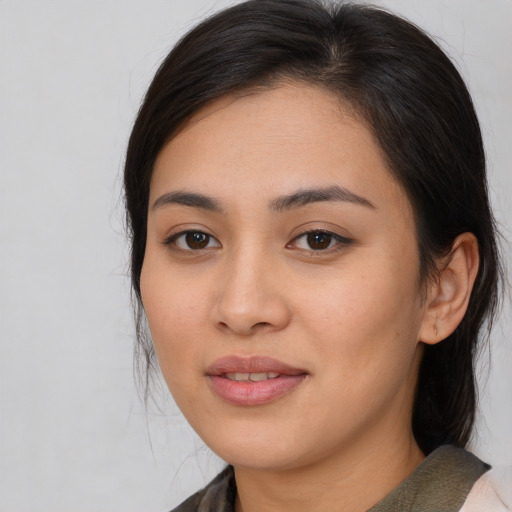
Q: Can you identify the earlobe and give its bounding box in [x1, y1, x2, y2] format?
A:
[419, 233, 480, 345]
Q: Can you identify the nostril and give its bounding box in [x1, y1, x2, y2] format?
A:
[216, 320, 272, 334]
[254, 322, 271, 329]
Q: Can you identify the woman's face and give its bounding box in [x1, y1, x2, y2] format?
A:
[141, 83, 430, 471]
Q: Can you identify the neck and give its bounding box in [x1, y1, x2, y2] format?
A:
[234, 427, 424, 512]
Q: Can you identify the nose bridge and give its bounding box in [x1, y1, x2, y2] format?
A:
[211, 238, 290, 335]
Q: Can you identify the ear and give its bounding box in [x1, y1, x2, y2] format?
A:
[419, 233, 480, 345]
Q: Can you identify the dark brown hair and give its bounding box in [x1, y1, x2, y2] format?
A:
[124, 0, 501, 454]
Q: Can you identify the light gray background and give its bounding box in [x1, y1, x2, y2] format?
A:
[1, 1, 511, 511]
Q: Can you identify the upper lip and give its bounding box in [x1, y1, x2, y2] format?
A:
[206, 356, 307, 376]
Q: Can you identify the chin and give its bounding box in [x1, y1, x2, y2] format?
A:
[216, 443, 306, 472]
[194, 418, 327, 472]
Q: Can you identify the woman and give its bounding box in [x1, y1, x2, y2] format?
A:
[124, 0, 509, 510]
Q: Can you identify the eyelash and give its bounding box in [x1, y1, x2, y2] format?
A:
[163, 229, 352, 253]
[163, 231, 221, 251]
[289, 230, 353, 252]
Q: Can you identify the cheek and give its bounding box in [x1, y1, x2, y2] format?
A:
[140, 256, 208, 377]
[140, 263, 213, 416]
[291, 263, 424, 436]
[297, 251, 423, 377]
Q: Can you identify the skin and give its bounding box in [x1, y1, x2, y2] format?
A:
[140, 83, 479, 512]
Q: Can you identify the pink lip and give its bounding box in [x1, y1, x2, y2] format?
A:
[206, 356, 308, 406]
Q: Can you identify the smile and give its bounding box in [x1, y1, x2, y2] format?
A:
[207, 356, 308, 406]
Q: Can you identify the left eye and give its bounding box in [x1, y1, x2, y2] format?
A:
[290, 231, 351, 251]
[166, 231, 221, 251]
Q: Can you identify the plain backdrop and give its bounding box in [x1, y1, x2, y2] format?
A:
[1, 1, 511, 511]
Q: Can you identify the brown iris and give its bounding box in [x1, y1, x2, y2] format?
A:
[307, 232, 332, 250]
[185, 232, 210, 249]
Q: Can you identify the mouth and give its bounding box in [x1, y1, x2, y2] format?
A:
[206, 356, 308, 406]
[224, 372, 280, 381]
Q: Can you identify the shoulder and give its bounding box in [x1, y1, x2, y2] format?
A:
[170, 490, 203, 512]
[460, 465, 512, 512]
[369, 445, 490, 511]
[170, 466, 236, 512]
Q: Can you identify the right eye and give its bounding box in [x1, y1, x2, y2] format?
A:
[164, 230, 221, 251]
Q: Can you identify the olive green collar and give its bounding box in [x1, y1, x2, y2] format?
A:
[368, 445, 489, 512]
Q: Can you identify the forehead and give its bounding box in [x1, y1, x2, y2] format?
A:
[151, 82, 411, 221]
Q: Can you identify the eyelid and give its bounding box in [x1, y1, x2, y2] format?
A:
[162, 229, 221, 251]
[287, 228, 353, 252]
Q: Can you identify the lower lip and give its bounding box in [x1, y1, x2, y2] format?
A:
[208, 374, 307, 406]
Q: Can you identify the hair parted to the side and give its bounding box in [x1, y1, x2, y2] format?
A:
[124, 0, 502, 454]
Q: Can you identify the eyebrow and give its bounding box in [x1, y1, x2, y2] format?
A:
[269, 185, 375, 211]
[152, 191, 223, 212]
[152, 184, 375, 213]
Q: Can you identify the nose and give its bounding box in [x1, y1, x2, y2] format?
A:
[210, 248, 291, 336]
